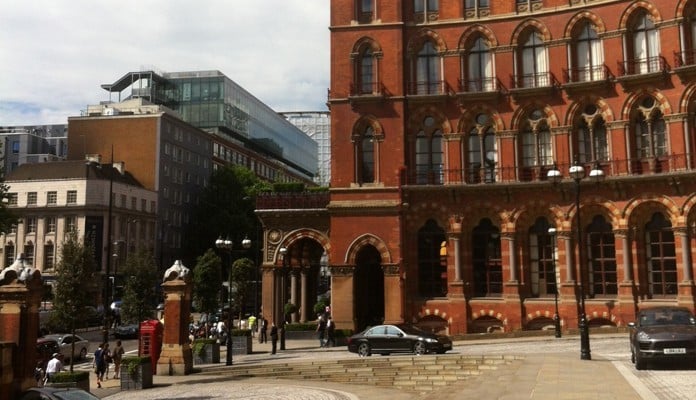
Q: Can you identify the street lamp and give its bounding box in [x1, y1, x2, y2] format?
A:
[279, 246, 289, 350]
[215, 236, 234, 366]
[547, 227, 561, 338]
[547, 160, 604, 360]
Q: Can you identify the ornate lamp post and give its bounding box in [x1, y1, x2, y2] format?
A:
[547, 160, 604, 360]
[279, 246, 289, 350]
[547, 227, 561, 338]
[215, 236, 234, 366]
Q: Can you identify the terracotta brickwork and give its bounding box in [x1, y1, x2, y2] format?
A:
[325, 0, 696, 335]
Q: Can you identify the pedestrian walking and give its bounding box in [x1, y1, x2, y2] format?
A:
[44, 353, 63, 383]
[326, 316, 336, 347]
[93, 343, 107, 388]
[259, 316, 268, 343]
[270, 322, 278, 354]
[112, 340, 125, 379]
[316, 315, 327, 347]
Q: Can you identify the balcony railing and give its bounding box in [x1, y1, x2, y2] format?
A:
[510, 71, 558, 89]
[674, 49, 696, 67]
[256, 192, 330, 210]
[350, 82, 385, 97]
[399, 153, 692, 186]
[618, 56, 669, 76]
[457, 77, 502, 93]
[408, 80, 450, 96]
[563, 64, 612, 83]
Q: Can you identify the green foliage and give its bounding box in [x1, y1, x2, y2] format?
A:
[193, 249, 222, 315]
[230, 328, 252, 337]
[306, 186, 329, 193]
[52, 231, 97, 336]
[284, 302, 298, 318]
[121, 356, 150, 377]
[272, 182, 305, 192]
[0, 181, 17, 235]
[313, 296, 330, 318]
[191, 338, 217, 355]
[51, 371, 90, 383]
[181, 165, 267, 266]
[284, 322, 316, 331]
[120, 248, 159, 324]
[229, 257, 254, 326]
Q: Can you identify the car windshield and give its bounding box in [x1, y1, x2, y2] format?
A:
[53, 390, 100, 400]
[640, 310, 696, 326]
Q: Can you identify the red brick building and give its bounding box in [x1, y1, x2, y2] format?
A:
[305, 0, 696, 336]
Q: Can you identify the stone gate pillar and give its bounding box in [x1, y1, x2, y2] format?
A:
[157, 260, 193, 376]
[0, 256, 42, 400]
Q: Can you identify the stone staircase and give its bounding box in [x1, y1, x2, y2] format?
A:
[201, 354, 522, 392]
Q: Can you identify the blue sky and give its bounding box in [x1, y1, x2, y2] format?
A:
[0, 0, 330, 125]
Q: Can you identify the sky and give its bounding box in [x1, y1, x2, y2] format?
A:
[0, 0, 330, 126]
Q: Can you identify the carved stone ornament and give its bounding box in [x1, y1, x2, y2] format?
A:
[163, 260, 190, 282]
[0, 255, 39, 286]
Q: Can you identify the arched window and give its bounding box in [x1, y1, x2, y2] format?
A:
[629, 12, 660, 73]
[645, 212, 677, 297]
[679, 7, 696, 64]
[417, 219, 447, 297]
[466, 113, 497, 183]
[572, 22, 603, 81]
[472, 219, 502, 297]
[359, 48, 375, 94]
[357, 0, 374, 23]
[520, 109, 552, 168]
[360, 127, 375, 183]
[464, 36, 493, 91]
[414, 116, 444, 184]
[518, 30, 547, 87]
[415, 41, 441, 94]
[529, 218, 555, 297]
[576, 104, 609, 163]
[633, 96, 666, 158]
[586, 215, 617, 296]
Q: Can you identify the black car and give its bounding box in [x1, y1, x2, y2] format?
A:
[629, 306, 696, 370]
[113, 323, 139, 339]
[347, 324, 453, 356]
[20, 387, 99, 400]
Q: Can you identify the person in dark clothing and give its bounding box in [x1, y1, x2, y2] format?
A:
[316, 315, 327, 347]
[259, 317, 268, 343]
[326, 316, 336, 347]
[270, 322, 279, 354]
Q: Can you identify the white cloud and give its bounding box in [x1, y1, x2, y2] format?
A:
[0, 0, 330, 125]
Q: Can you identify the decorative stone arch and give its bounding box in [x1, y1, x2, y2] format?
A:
[470, 309, 507, 333]
[510, 103, 559, 131]
[351, 36, 383, 56]
[510, 18, 552, 45]
[405, 201, 450, 232]
[622, 195, 680, 227]
[621, 89, 673, 120]
[564, 97, 615, 126]
[345, 233, 392, 265]
[352, 115, 385, 141]
[526, 310, 561, 330]
[458, 24, 498, 50]
[678, 83, 696, 113]
[456, 106, 505, 134]
[569, 199, 621, 230]
[618, 1, 663, 30]
[563, 10, 607, 38]
[511, 200, 559, 232]
[406, 29, 447, 58]
[274, 228, 331, 263]
[680, 191, 696, 217]
[408, 105, 453, 134]
[676, 0, 696, 18]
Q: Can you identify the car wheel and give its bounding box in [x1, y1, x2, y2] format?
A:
[635, 352, 647, 370]
[357, 342, 371, 357]
[413, 341, 426, 356]
[79, 347, 88, 360]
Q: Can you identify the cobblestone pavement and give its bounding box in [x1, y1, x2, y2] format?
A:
[89, 334, 696, 400]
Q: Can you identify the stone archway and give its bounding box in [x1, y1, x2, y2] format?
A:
[353, 245, 384, 332]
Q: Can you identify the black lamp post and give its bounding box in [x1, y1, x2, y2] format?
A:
[547, 227, 561, 338]
[279, 246, 289, 350]
[215, 236, 234, 366]
[547, 160, 604, 360]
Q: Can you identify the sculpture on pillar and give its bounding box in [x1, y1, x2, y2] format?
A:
[0, 254, 39, 285]
[157, 260, 193, 376]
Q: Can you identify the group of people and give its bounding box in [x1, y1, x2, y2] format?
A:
[35, 352, 64, 386]
[92, 340, 125, 388]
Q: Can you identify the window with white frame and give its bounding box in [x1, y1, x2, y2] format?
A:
[66, 190, 77, 204]
[27, 192, 37, 206]
[47, 191, 57, 205]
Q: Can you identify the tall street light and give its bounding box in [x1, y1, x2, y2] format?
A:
[215, 236, 234, 366]
[279, 246, 289, 350]
[547, 227, 561, 338]
[547, 159, 604, 360]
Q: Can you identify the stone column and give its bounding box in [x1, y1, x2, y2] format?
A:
[0, 257, 43, 399]
[157, 260, 193, 376]
[290, 268, 298, 323]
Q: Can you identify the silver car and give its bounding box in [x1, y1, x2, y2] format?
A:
[628, 306, 696, 370]
[43, 334, 89, 361]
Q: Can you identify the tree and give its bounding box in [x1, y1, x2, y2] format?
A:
[181, 165, 268, 266]
[50, 231, 97, 371]
[119, 248, 159, 324]
[229, 257, 254, 328]
[192, 249, 222, 317]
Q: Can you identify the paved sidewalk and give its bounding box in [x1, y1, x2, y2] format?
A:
[91, 335, 648, 400]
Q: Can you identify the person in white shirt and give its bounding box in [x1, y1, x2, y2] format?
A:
[45, 353, 63, 382]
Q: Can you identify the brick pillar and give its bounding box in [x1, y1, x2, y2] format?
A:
[0, 257, 43, 400]
[157, 260, 193, 376]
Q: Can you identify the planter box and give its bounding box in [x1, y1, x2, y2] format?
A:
[120, 362, 153, 390]
[230, 335, 252, 355]
[46, 379, 90, 393]
[193, 342, 220, 364]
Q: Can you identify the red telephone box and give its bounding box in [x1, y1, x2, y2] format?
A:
[139, 319, 163, 373]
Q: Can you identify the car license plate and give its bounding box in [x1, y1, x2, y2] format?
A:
[663, 348, 686, 354]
